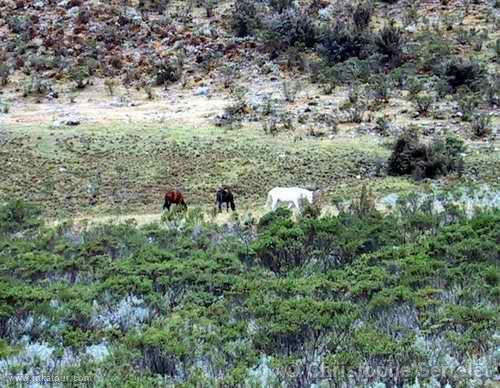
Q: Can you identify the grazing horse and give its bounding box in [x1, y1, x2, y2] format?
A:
[216, 187, 236, 212]
[266, 187, 320, 211]
[163, 190, 187, 211]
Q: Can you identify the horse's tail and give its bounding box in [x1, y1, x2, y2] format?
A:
[230, 199, 236, 211]
[265, 192, 273, 209]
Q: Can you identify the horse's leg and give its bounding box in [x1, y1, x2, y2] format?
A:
[226, 201, 230, 212]
[272, 198, 278, 210]
[181, 199, 187, 210]
[164, 200, 171, 211]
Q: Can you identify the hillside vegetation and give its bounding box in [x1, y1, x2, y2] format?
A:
[0, 189, 499, 386]
[0, 0, 499, 386]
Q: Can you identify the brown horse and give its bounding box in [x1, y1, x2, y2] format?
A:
[163, 190, 187, 211]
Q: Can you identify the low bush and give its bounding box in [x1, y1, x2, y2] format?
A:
[456, 90, 480, 122]
[0, 63, 10, 86]
[440, 57, 486, 92]
[0, 200, 42, 235]
[153, 55, 183, 86]
[22, 75, 53, 98]
[388, 131, 465, 179]
[69, 65, 91, 90]
[319, 24, 372, 64]
[370, 74, 390, 103]
[231, 0, 259, 37]
[269, 0, 295, 13]
[375, 20, 403, 65]
[470, 113, 492, 138]
[322, 55, 383, 86]
[352, 1, 374, 31]
[414, 93, 434, 116]
[263, 8, 317, 49]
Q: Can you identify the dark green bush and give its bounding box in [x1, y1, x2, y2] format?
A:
[0, 63, 10, 86]
[470, 113, 492, 138]
[375, 20, 403, 65]
[388, 131, 465, 179]
[414, 93, 434, 115]
[440, 57, 486, 92]
[154, 55, 183, 86]
[416, 32, 452, 72]
[370, 74, 390, 103]
[319, 24, 372, 64]
[264, 8, 317, 49]
[269, 0, 295, 13]
[352, 2, 374, 30]
[231, 0, 259, 37]
[0, 200, 41, 235]
[456, 89, 480, 122]
[322, 55, 383, 85]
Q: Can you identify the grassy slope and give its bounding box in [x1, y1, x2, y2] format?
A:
[2, 120, 498, 219]
[0, 122, 384, 215]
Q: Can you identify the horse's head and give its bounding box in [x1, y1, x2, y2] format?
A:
[312, 189, 321, 203]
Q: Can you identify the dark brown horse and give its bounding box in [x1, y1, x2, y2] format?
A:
[216, 187, 236, 212]
[163, 190, 187, 211]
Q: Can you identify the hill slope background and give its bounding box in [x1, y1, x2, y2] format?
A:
[0, 0, 499, 386]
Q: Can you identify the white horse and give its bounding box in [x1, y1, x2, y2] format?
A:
[266, 187, 320, 211]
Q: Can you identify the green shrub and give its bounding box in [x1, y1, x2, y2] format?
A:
[0, 63, 10, 86]
[0, 200, 42, 235]
[370, 74, 390, 103]
[434, 77, 451, 99]
[390, 64, 416, 89]
[388, 131, 465, 179]
[456, 90, 480, 122]
[153, 55, 183, 86]
[264, 8, 317, 49]
[319, 24, 372, 64]
[375, 20, 403, 64]
[269, 0, 294, 13]
[470, 113, 492, 138]
[407, 77, 424, 100]
[231, 0, 259, 37]
[324, 55, 383, 85]
[138, 0, 171, 12]
[22, 75, 52, 98]
[414, 93, 434, 116]
[253, 298, 358, 355]
[69, 65, 91, 89]
[441, 57, 486, 92]
[0, 99, 9, 114]
[416, 32, 452, 72]
[352, 1, 374, 30]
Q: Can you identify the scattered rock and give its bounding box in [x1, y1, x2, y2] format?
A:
[123, 7, 142, 24]
[194, 86, 210, 97]
[64, 114, 81, 126]
[52, 113, 81, 127]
